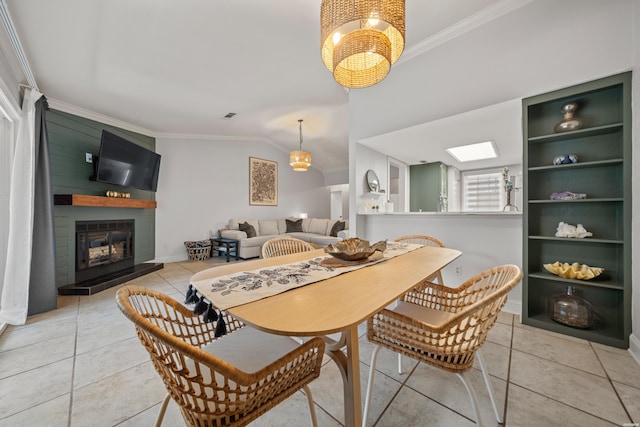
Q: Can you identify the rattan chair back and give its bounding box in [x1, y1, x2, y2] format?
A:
[394, 234, 445, 248]
[116, 285, 324, 427]
[369, 264, 522, 373]
[365, 265, 522, 426]
[394, 234, 446, 284]
[261, 237, 315, 259]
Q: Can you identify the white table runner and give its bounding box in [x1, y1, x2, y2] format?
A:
[192, 242, 422, 310]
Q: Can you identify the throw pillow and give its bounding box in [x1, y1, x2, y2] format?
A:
[330, 221, 345, 237]
[285, 218, 303, 233]
[238, 221, 257, 238]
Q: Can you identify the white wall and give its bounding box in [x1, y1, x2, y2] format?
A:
[154, 137, 329, 262]
[361, 213, 522, 313]
[352, 144, 390, 236]
[324, 169, 348, 186]
[355, 143, 389, 205]
[349, 0, 633, 143]
[348, 0, 638, 350]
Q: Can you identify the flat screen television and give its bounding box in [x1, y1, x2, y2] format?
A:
[95, 130, 161, 192]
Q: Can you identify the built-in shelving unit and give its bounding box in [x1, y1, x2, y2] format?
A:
[522, 72, 631, 348]
[54, 194, 157, 209]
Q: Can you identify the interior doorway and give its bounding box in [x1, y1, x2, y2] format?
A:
[331, 190, 343, 220]
[330, 184, 349, 220]
[388, 158, 408, 212]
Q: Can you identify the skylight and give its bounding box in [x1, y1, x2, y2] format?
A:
[446, 141, 498, 162]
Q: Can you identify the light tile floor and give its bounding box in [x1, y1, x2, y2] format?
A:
[1, 257, 639, 427]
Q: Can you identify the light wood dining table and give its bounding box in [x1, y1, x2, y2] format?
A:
[190, 245, 461, 427]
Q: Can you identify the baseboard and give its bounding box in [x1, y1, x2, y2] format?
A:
[503, 299, 522, 318]
[629, 333, 640, 366]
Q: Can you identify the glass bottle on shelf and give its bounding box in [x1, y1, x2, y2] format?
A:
[548, 285, 594, 329]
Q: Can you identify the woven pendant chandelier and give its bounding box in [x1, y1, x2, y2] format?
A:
[321, 0, 405, 89]
[290, 119, 311, 171]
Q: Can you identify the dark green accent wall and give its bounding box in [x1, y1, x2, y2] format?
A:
[49, 110, 157, 287]
[410, 162, 443, 212]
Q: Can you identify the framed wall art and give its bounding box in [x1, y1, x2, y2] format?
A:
[249, 157, 278, 206]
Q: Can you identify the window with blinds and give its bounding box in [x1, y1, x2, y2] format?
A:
[462, 169, 504, 211]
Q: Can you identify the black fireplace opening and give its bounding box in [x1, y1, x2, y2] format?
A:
[76, 219, 135, 283]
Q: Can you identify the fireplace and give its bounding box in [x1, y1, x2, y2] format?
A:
[56, 218, 162, 296]
[76, 219, 135, 283]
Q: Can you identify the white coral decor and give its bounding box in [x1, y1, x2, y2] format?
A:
[555, 222, 593, 238]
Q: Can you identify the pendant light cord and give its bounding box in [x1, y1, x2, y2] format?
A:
[298, 119, 303, 150]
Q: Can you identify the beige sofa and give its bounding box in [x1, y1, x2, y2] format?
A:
[219, 218, 349, 259]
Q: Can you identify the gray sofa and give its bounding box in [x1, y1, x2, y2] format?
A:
[219, 217, 349, 259]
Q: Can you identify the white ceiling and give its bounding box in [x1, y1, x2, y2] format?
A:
[360, 98, 523, 171]
[5, 0, 512, 173]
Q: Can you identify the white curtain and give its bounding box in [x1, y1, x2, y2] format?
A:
[0, 87, 41, 325]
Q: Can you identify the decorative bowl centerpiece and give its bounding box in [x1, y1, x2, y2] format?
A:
[324, 238, 387, 261]
[543, 261, 603, 280]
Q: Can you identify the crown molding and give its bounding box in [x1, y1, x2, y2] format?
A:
[47, 98, 318, 168]
[399, 0, 534, 64]
[47, 97, 156, 136]
[0, 0, 38, 89]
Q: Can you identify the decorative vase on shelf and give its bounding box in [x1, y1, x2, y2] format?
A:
[554, 102, 582, 133]
[548, 286, 595, 329]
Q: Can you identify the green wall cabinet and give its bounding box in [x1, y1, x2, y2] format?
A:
[522, 72, 632, 348]
[410, 162, 448, 212]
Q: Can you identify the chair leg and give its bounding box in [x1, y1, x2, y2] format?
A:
[455, 373, 484, 427]
[363, 345, 382, 427]
[476, 349, 503, 424]
[302, 385, 319, 427]
[397, 353, 403, 374]
[154, 393, 171, 427]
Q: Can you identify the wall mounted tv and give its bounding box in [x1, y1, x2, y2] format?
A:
[95, 130, 161, 192]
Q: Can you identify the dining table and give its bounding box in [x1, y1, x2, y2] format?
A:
[190, 244, 461, 427]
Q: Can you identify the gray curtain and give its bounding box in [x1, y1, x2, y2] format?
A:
[28, 96, 56, 315]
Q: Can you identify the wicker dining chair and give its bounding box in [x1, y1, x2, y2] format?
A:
[261, 237, 315, 259]
[363, 265, 522, 427]
[394, 235, 446, 285]
[116, 285, 325, 427]
[393, 235, 448, 374]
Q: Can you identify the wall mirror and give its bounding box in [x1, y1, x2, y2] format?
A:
[366, 169, 380, 192]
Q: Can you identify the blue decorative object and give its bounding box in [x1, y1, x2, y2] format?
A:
[553, 154, 578, 165]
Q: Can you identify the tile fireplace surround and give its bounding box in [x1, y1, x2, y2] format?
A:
[57, 218, 162, 296]
[1, 256, 638, 426]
